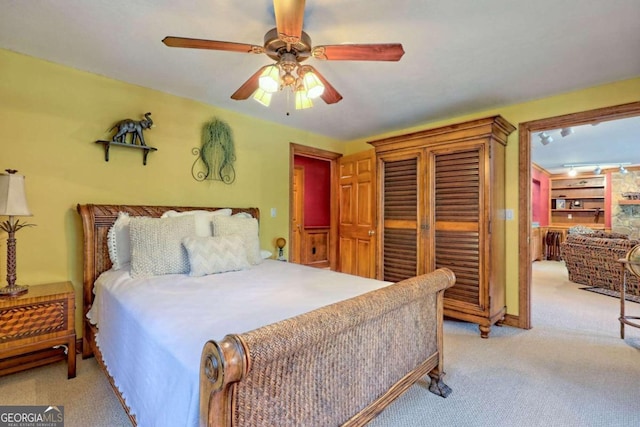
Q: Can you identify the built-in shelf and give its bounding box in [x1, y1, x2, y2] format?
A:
[95, 140, 157, 165]
[552, 196, 604, 200]
[552, 209, 601, 212]
[549, 175, 605, 227]
[553, 186, 602, 190]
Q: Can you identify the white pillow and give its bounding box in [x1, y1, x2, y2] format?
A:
[161, 209, 233, 237]
[232, 212, 253, 219]
[129, 215, 197, 278]
[260, 250, 273, 259]
[211, 216, 262, 265]
[107, 212, 131, 270]
[182, 235, 250, 276]
[161, 209, 232, 218]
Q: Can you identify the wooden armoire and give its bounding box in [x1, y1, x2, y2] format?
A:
[368, 116, 515, 338]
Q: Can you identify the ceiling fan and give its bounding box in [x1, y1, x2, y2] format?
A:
[162, 0, 404, 109]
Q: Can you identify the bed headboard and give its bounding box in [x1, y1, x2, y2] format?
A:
[76, 204, 260, 314]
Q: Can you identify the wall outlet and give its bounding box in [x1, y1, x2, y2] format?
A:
[270, 208, 276, 217]
[568, 213, 572, 219]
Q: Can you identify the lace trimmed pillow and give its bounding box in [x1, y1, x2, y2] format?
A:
[107, 212, 131, 270]
[182, 235, 250, 276]
[129, 215, 197, 278]
[211, 216, 262, 265]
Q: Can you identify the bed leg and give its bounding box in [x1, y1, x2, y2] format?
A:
[428, 372, 452, 398]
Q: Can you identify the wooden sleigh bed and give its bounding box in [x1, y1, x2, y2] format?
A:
[77, 203, 455, 427]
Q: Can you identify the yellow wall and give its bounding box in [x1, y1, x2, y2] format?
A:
[345, 77, 640, 315]
[2, 46, 639, 332]
[0, 49, 343, 332]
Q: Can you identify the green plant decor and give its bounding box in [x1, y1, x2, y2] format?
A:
[192, 118, 236, 184]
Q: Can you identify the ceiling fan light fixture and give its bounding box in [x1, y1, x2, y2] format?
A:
[295, 88, 313, 110]
[620, 165, 628, 174]
[258, 65, 280, 93]
[303, 71, 325, 99]
[253, 88, 273, 107]
[568, 167, 577, 177]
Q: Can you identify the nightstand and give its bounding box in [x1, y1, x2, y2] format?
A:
[0, 281, 76, 378]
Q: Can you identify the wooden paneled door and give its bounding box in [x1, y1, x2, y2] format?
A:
[338, 150, 377, 278]
[291, 166, 304, 264]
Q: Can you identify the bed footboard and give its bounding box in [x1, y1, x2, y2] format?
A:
[200, 268, 455, 427]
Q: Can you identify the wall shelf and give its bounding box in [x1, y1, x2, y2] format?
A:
[95, 140, 157, 165]
[619, 200, 640, 205]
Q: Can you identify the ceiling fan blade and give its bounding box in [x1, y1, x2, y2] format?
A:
[304, 66, 343, 105]
[231, 66, 269, 100]
[162, 36, 264, 54]
[273, 0, 305, 44]
[312, 44, 405, 61]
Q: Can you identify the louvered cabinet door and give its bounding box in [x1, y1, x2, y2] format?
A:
[378, 152, 424, 282]
[430, 139, 508, 339]
[431, 144, 485, 313]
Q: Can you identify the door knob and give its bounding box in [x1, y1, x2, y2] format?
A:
[368, 230, 375, 236]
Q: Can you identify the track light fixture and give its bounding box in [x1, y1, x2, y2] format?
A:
[562, 162, 631, 176]
[560, 127, 574, 137]
[539, 132, 553, 146]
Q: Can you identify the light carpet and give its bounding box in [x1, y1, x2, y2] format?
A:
[1, 261, 639, 426]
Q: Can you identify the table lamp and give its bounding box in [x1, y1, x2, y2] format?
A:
[0, 169, 34, 296]
[276, 237, 286, 261]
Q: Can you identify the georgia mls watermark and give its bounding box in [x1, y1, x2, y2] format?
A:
[0, 406, 64, 427]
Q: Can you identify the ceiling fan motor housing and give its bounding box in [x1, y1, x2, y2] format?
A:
[264, 28, 312, 61]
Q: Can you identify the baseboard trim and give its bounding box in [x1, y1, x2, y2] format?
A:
[502, 314, 527, 329]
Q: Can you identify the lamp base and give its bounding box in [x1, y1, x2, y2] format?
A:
[0, 284, 28, 297]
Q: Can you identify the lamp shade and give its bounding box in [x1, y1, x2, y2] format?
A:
[253, 88, 273, 107]
[295, 89, 313, 110]
[0, 170, 32, 217]
[258, 65, 280, 93]
[302, 71, 325, 99]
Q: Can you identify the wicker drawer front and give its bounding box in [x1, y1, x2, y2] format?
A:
[0, 300, 67, 343]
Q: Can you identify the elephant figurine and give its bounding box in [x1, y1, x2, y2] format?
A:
[109, 112, 153, 146]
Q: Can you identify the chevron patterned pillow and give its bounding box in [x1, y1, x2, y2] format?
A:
[182, 235, 250, 276]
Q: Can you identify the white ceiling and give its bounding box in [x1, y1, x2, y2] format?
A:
[530, 116, 640, 174]
[1, 0, 639, 151]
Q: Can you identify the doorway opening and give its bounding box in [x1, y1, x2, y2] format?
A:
[518, 101, 640, 329]
[289, 143, 341, 269]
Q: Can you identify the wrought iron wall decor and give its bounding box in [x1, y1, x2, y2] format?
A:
[192, 118, 236, 184]
[95, 112, 157, 165]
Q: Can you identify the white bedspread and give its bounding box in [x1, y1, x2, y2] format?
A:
[89, 260, 390, 427]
